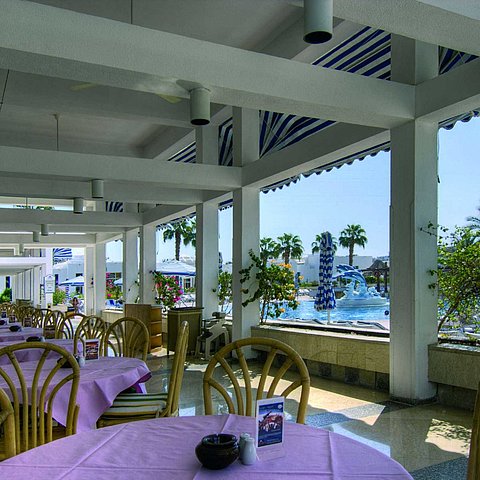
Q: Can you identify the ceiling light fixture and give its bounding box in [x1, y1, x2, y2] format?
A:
[190, 87, 211, 126]
[33, 231, 40, 243]
[91, 179, 104, 199]
[73, 197, 84, 214]
[303, 0, 333, 44]
[41, 224, 49, 236]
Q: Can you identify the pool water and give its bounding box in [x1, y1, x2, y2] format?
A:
[279, 300, 390, 322]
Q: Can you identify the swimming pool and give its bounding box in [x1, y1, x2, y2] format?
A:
[279, 300, 390, 322]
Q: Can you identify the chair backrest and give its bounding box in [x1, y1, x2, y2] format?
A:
[0, 386, 16, 459]
[0, 342, 80, 453]
[0, 302, 14, 317]
[17, 306, 35, 325]
[44, 310, 65, 329]
[163, 321, 189, 417]
[55, 314, 75, 340]
[104, 316, 150, 362]
[468, 384, 480, 480]
[203, 337, 310, 424]
[31, 309, 49, 328]
[73, 315, 107, 356]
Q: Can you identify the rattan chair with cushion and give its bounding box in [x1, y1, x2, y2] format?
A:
[468, 384, 480, 480]
[97, 321, 189, 428]
[16, 306, 35, 325]
[104, 316, 150, 362]
[0, 387, 16, 460]
[73, 315, 107, 356]
[0, 342, 80, 454]
[203, 337, 310, 424]
[44, 310, 65, 329]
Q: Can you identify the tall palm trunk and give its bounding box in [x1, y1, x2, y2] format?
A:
[175, 231, 181, 260]
[348, 244, 354, 265]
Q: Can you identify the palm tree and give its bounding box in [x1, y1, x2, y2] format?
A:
[339, 224, 368, 266]
[162, 220, 194, 260]
[467, 206, 480, 231]
[311, 232, 337, 254]
[260, 237, 281, 261]
[277, 233, 304, 265]
[183, 219, 196, 249]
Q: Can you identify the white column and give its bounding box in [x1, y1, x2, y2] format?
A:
[93, 243, 106, 315]
[139, 224, 156, 304]
[196, 125, 220, 316]
[44, 248, 53, 308]
[196, 202, 219, 316]
[389, 36, 438, 402]
[123, 228, 139, 304]
[232, 107, 260, 341]
[33, 266, 41, 307]
[84, 246, 95, 314]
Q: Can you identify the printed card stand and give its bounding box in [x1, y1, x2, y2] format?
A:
[9, 315, 16, 323]
[43, 325, 56, 339]
[1, 311, 6, 319]
[23, 317, 32, 328]
[255, 396, 286, 461]
[84, 339, 100, 360]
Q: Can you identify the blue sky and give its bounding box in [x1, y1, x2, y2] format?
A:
[109, 117, 480, 263]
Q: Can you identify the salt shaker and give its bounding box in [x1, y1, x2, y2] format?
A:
[241, 437, 257, 465]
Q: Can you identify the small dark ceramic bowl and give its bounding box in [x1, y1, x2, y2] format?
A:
[0, 319, 7, 326]
[26, 336, 44, 342]
[9, 325, 21, 332]
[195, 434, 239, 470]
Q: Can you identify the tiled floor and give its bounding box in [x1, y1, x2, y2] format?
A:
[145, 348, 472, 479]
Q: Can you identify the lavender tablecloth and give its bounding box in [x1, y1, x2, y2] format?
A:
[0, 338, 82, 365]
[0, 326, 43, 342]
[0, 414, 413, 479]
[0, 356, 150, 432]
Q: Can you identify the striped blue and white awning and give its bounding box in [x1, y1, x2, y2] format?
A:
[121, 26, 479, 217]
[53, 248, 72, 264]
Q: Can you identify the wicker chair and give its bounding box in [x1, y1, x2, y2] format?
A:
[104, 317, 150, 362]
[44, 310, 64, 328]
[0, 342, 80, 454]
[73, 315, 107, 356]
[31, 309, 49, 328]
[468, 384, 480, 480]
[97, 321, 189, 427]
[16, 306, 35, 325]
[55, 313, 77, 340]
[0, 387, 16, 459]
[203, 337, 310, 424]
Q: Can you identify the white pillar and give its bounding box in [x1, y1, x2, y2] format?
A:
[390, 36, 438, 402]
[232, 107, 260, 341]
[139, 224, 156, 304]
[44, 248, 53, 308]
[84, 246, 95, 314]
[123, 228, 139, 304]
[196, 202, 219, 316]
[94, 243, 106, 315]
[196, 125, 220, 316]
[33, 266, 41, 307]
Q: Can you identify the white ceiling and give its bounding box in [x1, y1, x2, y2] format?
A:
[0, 0, 478, 248]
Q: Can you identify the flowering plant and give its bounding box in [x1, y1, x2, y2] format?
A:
[152, 271, 183, 309]
[240, 250, 298, 323]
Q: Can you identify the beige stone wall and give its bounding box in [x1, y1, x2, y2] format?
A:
[429, 343, 480, 390]
[251, 325, 390, 374]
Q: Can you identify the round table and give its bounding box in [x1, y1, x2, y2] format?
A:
[0, 356, 150, 431]
[0, 414, 413, 479]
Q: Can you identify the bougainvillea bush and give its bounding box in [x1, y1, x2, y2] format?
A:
[152, 271, 183, 309]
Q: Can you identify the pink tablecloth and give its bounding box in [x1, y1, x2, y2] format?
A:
[0, 356, 150, 432]
[0, 414, 413, 479]
[0, 339, 81, 365]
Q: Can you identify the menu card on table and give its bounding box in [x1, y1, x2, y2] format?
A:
[255, 396, 285, 460]
[84, 339, 100, 360]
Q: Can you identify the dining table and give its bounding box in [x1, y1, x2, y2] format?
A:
[0, 325, 43, 342]
[0, 356, 151, 432]
[0, 338, 82, 365]
[0, 414, 413, 479]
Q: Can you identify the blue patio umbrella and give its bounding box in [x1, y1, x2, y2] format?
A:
[314, 232, 336, 321]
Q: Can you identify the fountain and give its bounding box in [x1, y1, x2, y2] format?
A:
[334, 265, 388, 308]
